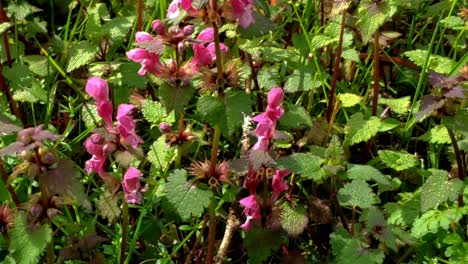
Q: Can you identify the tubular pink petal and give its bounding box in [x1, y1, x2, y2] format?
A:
[135, 32, 153, 42]
[86, 77, 109, 102]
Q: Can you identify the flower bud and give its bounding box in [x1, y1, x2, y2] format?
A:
[183, 25, 194, 36]
[151, 20, 166, 35]
[20, 150, 33, 161]
[168, 26, 181, 36]
[40, 151, 57, 165]
[177, 42, 185, 52]
[17, 133, 32, 145]
[30, 204, 43, 219]
[103, 142, 117, 157]
[90, 134, 104, 145]
[159, 122, 172, 134]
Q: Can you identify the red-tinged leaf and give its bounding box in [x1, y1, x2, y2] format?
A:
[248, 149, 274, 171]
[0, 142, 36, 157]
[0, 114, 22, 135]
[135, 38, 164, 54]
[428, 70, 458, 88]
[416, 95, 445, 121]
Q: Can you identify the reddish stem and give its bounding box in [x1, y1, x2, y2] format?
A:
[0, 160, 20, 207]
[137, 0, 143, 31]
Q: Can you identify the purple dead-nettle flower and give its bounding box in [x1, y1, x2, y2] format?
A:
[189, 28, 228, 71]
[231, 0, 255, 28]
[271, 169, 290, 202]
[167, 0, 198, 19]
[0, 125, 59, 158]
[122, 166, 143, 204]
[239, 194, 261, 230]
[83, 77, 143, 184]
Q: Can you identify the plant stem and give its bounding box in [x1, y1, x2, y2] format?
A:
[47, 240, 55, 264]
[137, 0, 143, 31]
[120, 199, 129, 264]
[372, 31, 380, 116]
[214, 206, 240, 264]
[448, 128, 465, 207]
[350, 206, 356, 236]
[0, 160, 20, 207]
[326, 11, 346, 122]
[209, 125, 221, 178]
[206, 198, 216, 264]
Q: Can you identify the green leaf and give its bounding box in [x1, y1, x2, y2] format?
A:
[338, 180, 378, 209]
[341, 49, 360, 62]
[6, 0, 42, 20]
[23, 55, 51, 77]
[404, 49, 455, 74]
[276, 153, 325, 182]
[197, 90, 252, 137]
[331, 229, 385, 264]
[338, 93, 362, 108]
[243, 227, 282, 263]
[344, 113, 382, 145]
[0, 22, 12, 34]
[102, 16, 134, 43]
[378, 150, 418, 171]
[141, 99, 175, 126]
[357, 0, 397, 43]
[12, 79, 47, 103]
[279, 102, 312, 129]
[259, 47, 301, 65]
[97, 192, 121, 223]
[419, 125, 451, 144]
[147, 136, 176, 172]
[284, 68, 320, 93]
[379, 96, 411, 115]
[164, 169, 212, 220]
[85, 3, 109, 42]
[116, 62, 147, 89]
[66, 40, 99, 72]
[159, 83, 195, 113]
[420, 169, 464, 212]
[347, 164, 392, 188]
[279, 202, 309, 236]
[257, 66, 281, 90]
[362, 207, 397, 251]
[441, 16, 465, 30]
[81, 103, 99, 129]
[411, 206, 467, 238]
[8, 213, 52, 264]
[385, 192, 421, 227]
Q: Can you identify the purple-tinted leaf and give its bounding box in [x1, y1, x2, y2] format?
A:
[416, 95, 445, 121]
[46, 160, 90, 209]
[444, 86, 466, 99]
[229, 158, 249, 175]
[0, 114, 22, 135]
[428, 70, 458, 88]
[135, 38, 164, 54]
[0, 142, 31, 157]
[248, 149, 274, 171]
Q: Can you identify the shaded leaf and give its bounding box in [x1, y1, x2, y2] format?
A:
[141, 99, 175, 126]
[243, 227, 282, 263]
[66, 40, 99, 72]
[279, 102, 312, 129]
[159, 83, 195, 112]
[147, 136, 176, 172]
[276, 153, 325, 182]
[237, 12, 277, 38]
[284, 68, 320, 93]
[344, 113, 381, 145]
[97, 192, 121, 223]
[379, 96, 410, 115]
[378, 150, 418, 171]
[279, 202, 309, 236]
[404, 49, 454, 74]
[416, 95, 445, 121]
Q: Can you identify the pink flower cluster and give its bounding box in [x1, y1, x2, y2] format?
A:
[252, 87, 285, 152]
[126, 21, 227, 86]
[167, 0, 255, 29]
[84, 77, 143, 204]
[239, 87, 290, 230]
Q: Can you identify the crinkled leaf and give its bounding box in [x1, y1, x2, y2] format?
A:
[116, 62, 146, 88]
[147, 136, 176, 171]
[0, 22, 11, 34]
[338, 93, 362, 107]
[420, 169, 464, 212]
[164, 169, 212, 220]
[141, 99, 175, 126]
[441, 16, 465, 30]
[12, 79, 47, 103]
[341, 49, 360, 62]
[276, 153, 325, 182]
[23, 55, 50, 77]
[345, 113, 381, 145]
[6, 0, 42, 20]
[159, 83, 195, 112]
[243, 227, 282, 263]
[378, 150, 417, 171]
[102, 16, 134, 43]
[279, 202, 309, 236]
[257, 66, 281, 90]
[8, 213, 52, 264]
[442, 110, 468, 133]
[279, 102, 312, 129]
[357, 0, 397, 43]
[97, 192, 121, 223]
[379, 96, 410, 115]
[404, 49, 454, 74]
[332, 233, 385, 264]
[66, 40, 99, 72]
[259, 47, 301, 65]
[338, 180, 378, 209]
[419, 125, 451, 144]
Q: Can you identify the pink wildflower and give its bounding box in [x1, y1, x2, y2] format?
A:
[239, 194, 261, 230]
[167, 0, 198, 19]
[189, 28, 228, 71]
[122, 167, 143, 204]
[116, 104, 143, 148]
[271, 169, 290, 201]
[232, 0, 255, 28]
[86, 77, 113, 129]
